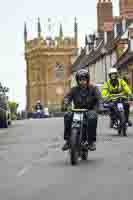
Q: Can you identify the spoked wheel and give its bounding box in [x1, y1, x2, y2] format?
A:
[118, 112, 127, 137]
[70, 128, 79, 165]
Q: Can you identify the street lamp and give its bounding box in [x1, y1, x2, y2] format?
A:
[101, 47, 108, 82]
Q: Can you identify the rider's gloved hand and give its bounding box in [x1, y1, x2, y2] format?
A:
[62, 98, 70, 112]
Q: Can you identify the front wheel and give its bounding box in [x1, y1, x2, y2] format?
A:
[70, 128, 79, 165]
[118, 111, 127, 136]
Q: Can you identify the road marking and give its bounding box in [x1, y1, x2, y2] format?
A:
[17, 166, 31, 177]
[16, 146, 60, 177]
[17, 156, 49, 177]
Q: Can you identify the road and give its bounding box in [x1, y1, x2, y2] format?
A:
[0, 116, 133, 200]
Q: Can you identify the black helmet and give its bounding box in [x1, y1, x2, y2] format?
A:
[75, 69, 90, 85]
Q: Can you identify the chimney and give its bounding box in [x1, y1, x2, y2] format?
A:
[120, 0, 133, 18]
[97, 0, 113, 33]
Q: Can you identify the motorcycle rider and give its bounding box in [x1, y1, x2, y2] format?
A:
[62, 69, 100, 151]
[101, 67, 132, 127]
[34, 100, 43, 111]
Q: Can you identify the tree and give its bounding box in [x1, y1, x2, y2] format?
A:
[0, 82, 9, 94]
[8, 101, 19, 120]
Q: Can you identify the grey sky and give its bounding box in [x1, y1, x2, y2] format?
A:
[0, 0, 119, 110]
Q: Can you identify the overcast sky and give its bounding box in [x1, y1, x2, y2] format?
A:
[0, 0, 119, 110]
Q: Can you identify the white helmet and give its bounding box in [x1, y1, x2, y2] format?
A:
[108, 68, 118, 80]
[108, 68, 118, 75]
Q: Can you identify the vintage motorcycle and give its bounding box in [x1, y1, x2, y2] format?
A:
[104, 95, 128, 136]
[32, 109, 45, 119]
[69, 108, 89, 165]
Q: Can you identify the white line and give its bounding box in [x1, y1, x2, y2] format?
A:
[17, 152, 50, 177]
[17, 166, 31, 177]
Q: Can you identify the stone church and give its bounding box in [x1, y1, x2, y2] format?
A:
[24, 18, 78, 112]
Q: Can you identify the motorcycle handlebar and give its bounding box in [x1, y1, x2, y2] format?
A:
[103, 95, 128, 103]
[71, 108, 88, 112]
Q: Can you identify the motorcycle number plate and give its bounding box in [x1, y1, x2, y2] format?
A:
[37, 110, 41, 113]
[117, 103, 124, 111]
[73, 113, 83, 121]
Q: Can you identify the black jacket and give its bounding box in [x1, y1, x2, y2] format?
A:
[34, 104, 43, 111]
[63, 85, 100, 110]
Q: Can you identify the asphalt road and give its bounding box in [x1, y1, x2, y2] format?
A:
[0, 116, 133, 200]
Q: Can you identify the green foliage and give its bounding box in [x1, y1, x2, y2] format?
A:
[8, 101, 19, 120]
[11, 113, 17, 120]
[8, 101, 19, 113]
[0, 82, 9, 95]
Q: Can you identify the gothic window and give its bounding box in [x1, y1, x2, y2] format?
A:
[31, 68, 41, 82]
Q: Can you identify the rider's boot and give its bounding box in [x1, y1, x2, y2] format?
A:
[88, 142, 96, 151]
[127, 120, 132, 127]
[125, 111, 132, 127]
[62, 141, 70, 151]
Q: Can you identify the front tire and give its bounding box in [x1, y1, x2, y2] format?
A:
[70, 128, 79, 165]
[118, 112, 127, 136]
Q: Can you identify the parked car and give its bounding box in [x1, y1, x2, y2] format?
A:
[0, 94, 11, 128]
[31, 106, 51, 119]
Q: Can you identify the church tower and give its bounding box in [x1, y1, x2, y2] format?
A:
[119, 0, 133, 18]
[24, 18, 78, 112]
[97, 0, 113, 33]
